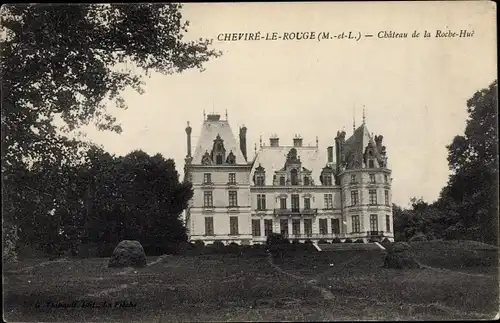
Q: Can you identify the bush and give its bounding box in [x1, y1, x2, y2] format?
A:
[354, 239, 364, 243]
[266, 233, 285, 245]
[292, 240, 300, 244]
[383, 242, 420, 269]
[318, 239, 328, 244]
[344, 238, 353, 243]
[304, 239, 313, 244]
[409, 233, 428, 242]
[332, 238, 342, 244]
[212, 241, 225, 249]
[193, 240, 205, 248]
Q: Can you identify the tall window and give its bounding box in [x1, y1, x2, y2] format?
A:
[292, 219, 300, 235]
[230, 216, 239, 235]
[384, 174, 388, 183]
[280, 219, 289, 237]
[280, 197, 287, 209]
[205, 217, 214, 236]
[257, 194, 266, 210]
[304, 219, 312, 237]
[279, 176, 285, 186]
[351, 175, 356, 184]
[229, 191, 238, 207]
[291, 169, 298, 185]
[370, 214, 378, 232]
[352, 215, 361, 233]
[252, 219, 261, 236]
[255, 175, 265, 186]
[386, 215, 391, 232]
[368, 159, 375, 168]
[351, 190, 359, 206]
[331, 219, 340, 234]
[319, 219, 328, 235]
[385, 190, 390, 205]
[204, 191, 213, 207]
[369, 174, 376, 184]
[324, 194, 333, 209]
[303, 176, 310, 186]
[304, 197, 311, 210]
[264, 219, 273, 236]
[291, 194, 300, 212]
[204, 173, 211, 184]
[369, 189, 377, 205]
[228, 173, 236, 184]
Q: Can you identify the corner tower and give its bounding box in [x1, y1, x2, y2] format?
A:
[336, 117, 393, 242]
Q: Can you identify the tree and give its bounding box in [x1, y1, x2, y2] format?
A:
[436, 80, 498, 244]
[1, 4, 220, 258]
[1, 4, 221, 168]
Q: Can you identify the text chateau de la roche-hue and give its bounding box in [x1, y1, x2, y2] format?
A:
[214, 29, 475, 42]
[183, 112, 393, 246]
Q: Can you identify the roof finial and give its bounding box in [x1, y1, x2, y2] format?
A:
[187, 121, 190, 127]
[225, 109, 228, 120]
[254, 142, 257, 153]
[259, 135, 262, 147]
[212, 100, 215, 114]
[316, 136, 319, 146]
[203, 109, 206, 120]
[362, 105, 366, 125]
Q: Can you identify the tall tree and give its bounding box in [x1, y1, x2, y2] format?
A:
[436, 80, 498, 244]
[1, 4, 219, 258]
[1, 4, 220, 168]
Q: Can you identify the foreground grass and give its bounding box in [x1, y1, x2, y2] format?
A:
[3, 241, 499, 322]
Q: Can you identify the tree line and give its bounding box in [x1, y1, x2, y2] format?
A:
[393, 80, 498, 246]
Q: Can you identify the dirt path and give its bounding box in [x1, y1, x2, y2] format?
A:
[265, 250, 494, 320]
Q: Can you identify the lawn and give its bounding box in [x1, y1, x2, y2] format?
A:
[3, 241, 499, 322]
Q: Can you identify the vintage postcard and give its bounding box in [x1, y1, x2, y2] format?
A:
[2, 1, 498, 322]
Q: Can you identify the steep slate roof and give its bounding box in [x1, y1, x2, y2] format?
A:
[192, 116, 246, 165]
[250, 145, 333, 186]
[342, 123, 377, 166]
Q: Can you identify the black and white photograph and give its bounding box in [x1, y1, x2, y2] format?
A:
[2, 2, 498, 322]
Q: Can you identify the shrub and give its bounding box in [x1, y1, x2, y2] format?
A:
[292, 240, 300, 244]
[344, 238, 353, 243]
[383, 242, 420, 269]
[193, 240, 205, 248]
[354, 239, 364, 243]
[282, 238, 291, 244]
[304, 239, 313, 244]
[409, 233, 428, 242]
[318, 239, 328, 244]
[212, 241, 225, 249]
[332, 238, 342, 244]
[266, 233, 285, 245]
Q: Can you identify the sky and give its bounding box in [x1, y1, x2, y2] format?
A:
[81, 2, 496, 207]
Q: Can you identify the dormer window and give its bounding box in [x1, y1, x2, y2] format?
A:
[279, 176, 285, 186]
[254, 164, 266, 186]
[368, 159, 375, 168]
[226, 151, 236, 164]
[290, 169, 299, 185]
[303, 176, 310, 186]
[320, 165, 334, 186]
[323, 175, 332, 186]
[212, 134, 226, 165]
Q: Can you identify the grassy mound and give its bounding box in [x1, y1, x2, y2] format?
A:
[410, 240, 498, 268]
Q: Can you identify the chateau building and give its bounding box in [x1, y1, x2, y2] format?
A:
[183, 112, 394, 245]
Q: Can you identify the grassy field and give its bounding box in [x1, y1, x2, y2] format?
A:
[3, 240, 499, 322]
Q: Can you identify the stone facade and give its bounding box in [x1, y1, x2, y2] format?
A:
[184, 113, 394, 245]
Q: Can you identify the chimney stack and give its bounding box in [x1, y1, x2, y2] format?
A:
[269, 135, 280, 147]
[293, 135, 303, 147]
[327, 146, 333, 163]
[185, 121, 192, 157]
[239, 126, 247, 161]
